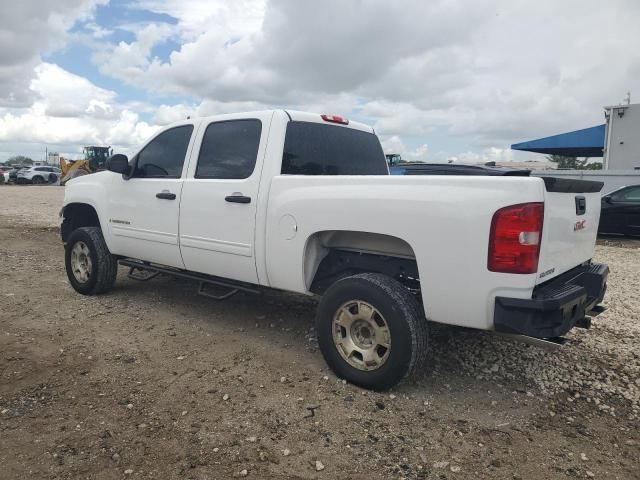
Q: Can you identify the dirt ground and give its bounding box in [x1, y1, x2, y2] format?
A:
[1, 185, 639, 480]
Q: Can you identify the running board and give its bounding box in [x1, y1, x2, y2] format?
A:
[118, 259, 262, 299]
[496, 332, 570, 349]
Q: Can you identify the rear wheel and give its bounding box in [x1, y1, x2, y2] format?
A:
[65, 227, 117, 295]
[316, 273, 428, 390]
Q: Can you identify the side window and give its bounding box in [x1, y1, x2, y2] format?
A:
[196, 119, 262, 179]
[621, 186, 640, 202]
[134, 125, 194, 178]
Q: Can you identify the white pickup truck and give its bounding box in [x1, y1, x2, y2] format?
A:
[61, 110, 608, 390]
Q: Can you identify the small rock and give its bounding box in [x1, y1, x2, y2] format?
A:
[213, 447, 219, 453]
[580, 453, 588, 461]
[389, 394, 396, 400]
[283, 449, 291, 456]
[238, 468, 248, 477]
[124, 469, 133, 475]
[181, 410, 188, 416]
[375, 401, 385, 410]
[625, 439, 637, 446]
[222, 394, 229, 401]
[247, 436, 257, 443]
[344, 395, 354, 402]
[111, 453, 121, 462]
[433, 461, 449, 469]
[450, 465, 461, 473]
[280, 376, 287, 383]
[1, 409, 8, 415]
[126, 403, 133, 409]
[322, 375, 329, 381]
[176, 356, 185, 360]
[586, 472, 595, 478]
[315, 460, 325, 471]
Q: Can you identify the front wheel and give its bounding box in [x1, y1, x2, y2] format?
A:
[31, 175, 44, 185]
[316, 273, 428, 391]
[65, 227, 118, 295]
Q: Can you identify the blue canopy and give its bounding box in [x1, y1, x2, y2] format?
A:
[511, 124, 605, 157]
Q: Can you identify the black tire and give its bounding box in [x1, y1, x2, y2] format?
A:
[32, 175, 44, 185]
[48, 173, 58, 184]
[316, 273, 428, 391]
[65, 227, 118, 295]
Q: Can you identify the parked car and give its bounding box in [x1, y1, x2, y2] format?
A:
[5, 167, 26, 183]
[16, 166, 62, 184]
[60, 110, 608, 390]
[599, 185, 640, 236]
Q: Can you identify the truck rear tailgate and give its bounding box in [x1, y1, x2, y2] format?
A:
[536, 177, 604, 285]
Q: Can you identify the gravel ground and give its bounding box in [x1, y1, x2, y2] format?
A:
[1, 185, 639, 479]
[0, 185, 63, 228]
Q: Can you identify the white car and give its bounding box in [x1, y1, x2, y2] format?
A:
[60, 110, 609, 390]
[16, 166, 62, 184]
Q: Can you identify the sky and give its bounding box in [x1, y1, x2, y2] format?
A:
[0, 0, 639, 163]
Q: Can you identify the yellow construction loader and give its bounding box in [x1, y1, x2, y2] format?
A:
[59, 146, 113, 185]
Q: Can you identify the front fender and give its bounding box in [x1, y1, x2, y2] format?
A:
[62, 172, 115, 250]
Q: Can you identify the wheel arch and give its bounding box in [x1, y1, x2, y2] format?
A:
[303, 230, 420, 295]
[61, 202, 102, 243]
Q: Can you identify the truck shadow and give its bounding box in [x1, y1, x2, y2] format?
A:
[113, 270, 572, 397]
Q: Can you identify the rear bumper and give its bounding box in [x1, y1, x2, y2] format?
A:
[494, 263, 609, 338]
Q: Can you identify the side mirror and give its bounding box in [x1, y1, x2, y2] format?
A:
[106, 154, 130, 177]
[603, 196, 612, 204]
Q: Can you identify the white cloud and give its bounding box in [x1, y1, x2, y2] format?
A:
[0, 0, 107, 107]
[0, 64, 158, 158]
[2, 0, 640, 162]
[30, 63, 117, 118]
[380, 135, 429, 162]
[90, 0, 640, 158]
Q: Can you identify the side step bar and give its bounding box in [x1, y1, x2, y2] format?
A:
[118, 259, 262, 300]
[496, 332, 570, 349]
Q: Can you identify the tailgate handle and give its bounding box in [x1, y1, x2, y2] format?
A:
[575, 196, 586, 215]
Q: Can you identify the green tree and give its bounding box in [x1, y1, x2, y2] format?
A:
[545, 155, 602, 170]
[6, 155, 33, 166]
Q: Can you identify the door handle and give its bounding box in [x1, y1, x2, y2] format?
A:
[156, 192, 176, 200]
[225, 194, 251, 204]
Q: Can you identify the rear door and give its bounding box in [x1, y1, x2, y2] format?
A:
[179, 112, 273, 283]
[535, 178, 603, 284]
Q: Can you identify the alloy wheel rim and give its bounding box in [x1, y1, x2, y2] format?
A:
[332, 300, 391, 371]
[71, 241, 92, 283]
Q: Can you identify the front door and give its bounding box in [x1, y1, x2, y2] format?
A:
[107, 123, 196, 268]
[617, 185, 640, 235]
[179, 113, 273, 284]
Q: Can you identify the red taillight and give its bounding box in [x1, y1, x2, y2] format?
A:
[488, 202, 544, 274]
[321, 114, 349, 125]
